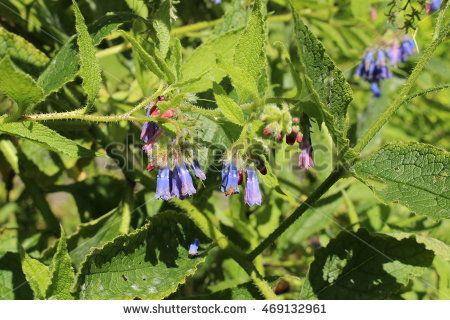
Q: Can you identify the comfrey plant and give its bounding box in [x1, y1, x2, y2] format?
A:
[0, 0, 448, 302]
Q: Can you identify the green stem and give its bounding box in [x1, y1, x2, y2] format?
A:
[402, 83, 450, 103]
[22, 112, 173, 124]
[248, 166, 345, 261]
[352, 21, 449, 155]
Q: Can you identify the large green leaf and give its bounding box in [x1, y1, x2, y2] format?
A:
[46, 229, 75, 299]
[21, 250, 51, 300]
[353, 143, 450, 220]
[72, 0, 101, 106]
[0, 26, 49, 77]
[233, 0, 266, 84]
[0, 122, 97, 158]
[37, 13, 136, 96]
[75, 212, 211, 299]
[0, 56, 43, 113]
[302, 229, 435, 299]
[180, 28, 242, 93]
[289, 1, 352, 150]
[152, 0, 171, 58]
[213, 82, 245, 125]
[41, 208, 123, 269]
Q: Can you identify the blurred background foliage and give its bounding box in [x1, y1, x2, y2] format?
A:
[0, 0, 449, 300]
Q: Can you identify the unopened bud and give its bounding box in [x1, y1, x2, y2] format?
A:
[162, 109, 175, 118]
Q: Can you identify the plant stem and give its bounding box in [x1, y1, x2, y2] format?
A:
[352, 21, 449, 156]
[248, 166, 345, 260]
[22, 112, 172, 124]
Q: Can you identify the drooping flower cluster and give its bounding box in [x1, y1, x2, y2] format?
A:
[426, 0, 443, 14]
[221, 158, 263, 207]
[355, 38, 417, 97]
[140, 97, 206, 201]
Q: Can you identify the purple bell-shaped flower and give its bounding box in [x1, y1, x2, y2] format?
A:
[298, 138, 315, 169]
[244, 168, 262, 207]
[192, 160, 206, 180]
[155, 167, 171, 200]
[221, 161, 240, 195]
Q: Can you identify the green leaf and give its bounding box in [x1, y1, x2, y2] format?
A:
[119, 30, 175, 83]
[21, 250, 51, 300]
[41, 208, 123, 269]
[213, 82, 244, 125]
[0, 252, 33, 300]
[213, 0, 249, 35]
[353, 143, 450, 220]
[0, 56, 43, 113]
[289, 1, 352, 150]
[181, 28, 242, 93]
[304, 229, 435, 299]
[218, 61, 258, 103]
[195, 115, 241, 147]
[37, 13, 136, 96]
[233, 0, 266, 84]
[169, 38, 182, 79]
[0, 26, 49, 77]
[152, 0, 171, 58]
[0, 122, 97, 158]
[389, 233, 450, 261]
[75, 211, 211, 299]
[46, 228, 75, 300]
[0, 139, 19, 173]
[72, 0, 101, 106]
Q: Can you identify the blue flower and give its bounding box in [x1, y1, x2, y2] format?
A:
[355, 51, 375, 81]
[178, 163, 197, 197]
[192, 160, 206, 180]
[155, 167, 171, 200]
[400, 39, 417, 62]
[374, 50, 392, 81]
[211, 0, 222, 4]
[221, 161, 240, 195]
[370, 82, 381, 97]
[169, 166, 180, 199]
[140, 108, 160, 143]
[427, 0, 443, 13]
[244, 168, 262, 206]
[188, 239, 200, 257]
